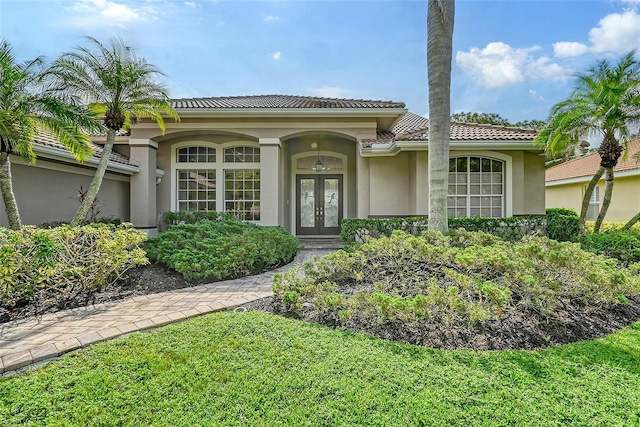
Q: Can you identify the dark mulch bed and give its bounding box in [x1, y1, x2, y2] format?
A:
[4, 261, 640, 352]
[0, 263, 204, 324]
[240, 295, 640, 351]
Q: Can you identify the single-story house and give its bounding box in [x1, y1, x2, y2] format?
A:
[546, 138, 640, 222]
[1, 95, 545, 235]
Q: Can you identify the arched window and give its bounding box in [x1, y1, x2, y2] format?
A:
[448, 156, 504, 218]
[174, 144, 260, 221]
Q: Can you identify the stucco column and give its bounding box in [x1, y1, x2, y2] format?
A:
[259, 138, 282, 226]
[356, 154, 370, 218]
[129, 138, 158, 234]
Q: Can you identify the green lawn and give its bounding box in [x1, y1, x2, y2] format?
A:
[1, 312, 639, 426]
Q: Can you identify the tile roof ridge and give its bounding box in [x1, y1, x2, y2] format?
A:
[451, 121, 537, 132]
[171, 93, 404, 104]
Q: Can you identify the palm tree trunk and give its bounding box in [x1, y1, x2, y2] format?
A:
[622, 211, 640, 231]
[427, 0, 455, 233]
[71, 129, 115, 226]
[0, 153, 22, 230]
[578, 167, 604, 236]
[593, 166, 614, 233]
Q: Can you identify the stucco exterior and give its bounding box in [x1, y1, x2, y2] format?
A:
[545, 138, 640, 222]
[8, 95, 544, 235]
[0, 158, 131, 227]
[546, 174, 640, 222]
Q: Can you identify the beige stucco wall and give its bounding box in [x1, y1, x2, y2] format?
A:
[0, 159, 130, 227]
[369, 152, 413, 215]
[546, 175, 640, 222]
[522, 152, 546, 215]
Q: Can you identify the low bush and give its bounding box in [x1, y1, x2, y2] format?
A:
[585, 221, 640, 237]
[0, 224, 147, 312]
[545, 207, 581, 242]
[144, 220, 298, 280]
[583, 230, 640, 266]
[157, 210, 235, 232]
[273, 230, 639, 327]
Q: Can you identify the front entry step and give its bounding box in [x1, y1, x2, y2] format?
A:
[297, 237, 343, 250]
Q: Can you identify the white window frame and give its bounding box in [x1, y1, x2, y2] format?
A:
[586, 185, 600, 221]
[171, 141, 261, 218]
[446, 151, 513, 218]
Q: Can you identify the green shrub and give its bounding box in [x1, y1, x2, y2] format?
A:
[144, 220, 298, 280]
[0, 224, 148, 308]
[546, 208, 580, 242]
[274, 230, 639, 326]
[583, 230, 640, 266]
[158, 210, 236, 232]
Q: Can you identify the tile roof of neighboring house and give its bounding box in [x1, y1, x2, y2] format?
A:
[546, 138, 640, 182]
[35, 131, 134, 166]
[360, 112, 538, 148]
[171, 94, 406, 109]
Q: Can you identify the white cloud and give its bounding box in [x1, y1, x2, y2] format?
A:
[264, 15, 281, 23]
[272, 51, 281, 60]
[529, 89, 544, 101]
[456, 42, 571, 88]
[67, 0, 153, 28]
[308, 86, 354, 98]
[588, 10, 640, 54]
[553, 41, 589, 58]
[184, 1, 198, 8]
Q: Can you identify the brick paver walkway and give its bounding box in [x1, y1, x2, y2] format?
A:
[0, 249, 332, 374]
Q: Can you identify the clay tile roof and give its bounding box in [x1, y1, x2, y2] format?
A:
[545, 138, 640, 182]
[360, 112, 538, 147]
[171, 94, 406, 109]
[35, 131, 134, 166]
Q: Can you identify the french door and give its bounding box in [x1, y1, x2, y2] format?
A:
[296, 175, 343, 235]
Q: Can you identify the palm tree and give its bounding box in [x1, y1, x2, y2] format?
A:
[427, 0, 455, 233]
[0, 40, 99, 230]
[535, 52, 640, 234]
[47, 36, 179, 226]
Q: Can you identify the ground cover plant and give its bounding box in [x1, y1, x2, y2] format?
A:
[0, 223, 147, 322]
[143, 219, 298, 280]
[265, 229, 640, 350]
[0, 312, 639, 426]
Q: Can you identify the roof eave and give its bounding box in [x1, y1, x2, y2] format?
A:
[33, 144, 140, 174]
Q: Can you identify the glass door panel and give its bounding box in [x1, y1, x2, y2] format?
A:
[296, 175, 342, 235]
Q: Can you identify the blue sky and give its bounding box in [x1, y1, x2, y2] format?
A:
[2, 0, 640, 122]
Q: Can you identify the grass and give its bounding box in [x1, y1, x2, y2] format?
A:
[1, 312, 640, 426]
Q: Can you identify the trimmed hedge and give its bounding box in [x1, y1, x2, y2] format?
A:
[341, 209, 580, 247]
[144, 219, 299, 280]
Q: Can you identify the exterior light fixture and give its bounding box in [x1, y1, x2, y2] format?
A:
[314, 136, 324, 172]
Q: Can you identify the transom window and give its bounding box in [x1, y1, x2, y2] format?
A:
[177, 146, 216, 163]
[175, 145, 260, 221]
[224, 146, 260, 163]
[448, 157, 504, 218]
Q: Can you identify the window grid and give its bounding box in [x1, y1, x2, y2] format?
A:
[177, 169, 216, 212]
[177, 146, 216, 163]
[224, 169, 261, 221]
[224, 146, 261, 163]
[447, 157, 504, 218]
[586, 186, 600, 221]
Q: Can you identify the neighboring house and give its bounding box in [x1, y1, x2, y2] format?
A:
[546, 138, 640, 222]
[0, 95, 545, 235]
